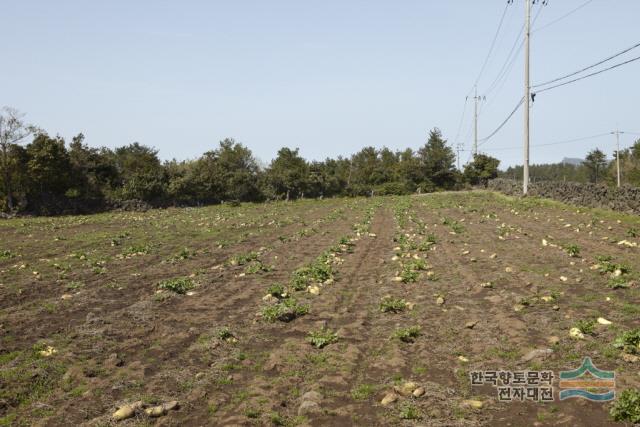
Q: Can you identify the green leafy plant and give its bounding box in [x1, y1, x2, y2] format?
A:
[261, 299, 309, 322]
[351, 384, 376, 400]
[399, 403, 422, 420]
[157, 277, 195, 294]
[400, 266, 419, 283]
[167, 247, 194, 262]
[573, 319, 596, 336]
[122, 244, 151, 256]
[563, 243, 581, 258]
[0, 250, 15, 260]
[610, 388, 640, 423]
[607, 277, 631, 289]
[627, 228, 639, 238]
[244, 260, 272, 274]
[307, 328, 338, 349]
[266, 283, 286, 298]
[229, 251, 259, 266]
[217, 327, 234, 341]
[379, 297, 407, 313]
[393, 326, 421, 343]
[613, 328, 640, 355]
[596, 256, 630, 275]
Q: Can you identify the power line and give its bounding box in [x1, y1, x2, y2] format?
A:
[532, 0, 595, 33]
[533, 41, 640, 88]
[484, 132, 611, 151]
[535, 54, 640, 94]
[453, 96, 470, 147]
[474, 2, 511, 87]
[478, 97, 525, 145]
[482, 5, 543, 110]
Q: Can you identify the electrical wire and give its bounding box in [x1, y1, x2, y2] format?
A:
[533, 41, 640, 88]
[483, 132, 611, 151]
[453, 97, 470, 147]
[532, 0, 595, 33]
[478, 97, 525, 145]
[474, 2, 511, 87]
[535, 54, 640, 94]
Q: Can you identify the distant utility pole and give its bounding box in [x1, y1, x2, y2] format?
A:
[522, 0, 531, 195]
[456, 143, 463, 170]
[472, 87, 485, 157]
[612, 128, 624, 187]
[474, 86, 479, 156]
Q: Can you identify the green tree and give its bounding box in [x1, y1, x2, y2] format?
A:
[112, 142, 166, 202]
[583, 148, 607, 184]
[0, 107, 36, 211]
[25, 134, 73, 212]
[265, 147, 309, 200]
[417, 128, 457, 190]
[464, 153, 500, 186]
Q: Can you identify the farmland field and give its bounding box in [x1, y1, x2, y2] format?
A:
[1, 191, 640, 426]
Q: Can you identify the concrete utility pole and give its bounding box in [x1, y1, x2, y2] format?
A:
[613, 128, 624, 187]
[523, 0, 531, 195]
[456, 143, 463, 170]
[473, 86, 479, 156]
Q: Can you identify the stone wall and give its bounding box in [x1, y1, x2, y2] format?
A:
[487, 179, 640, 215]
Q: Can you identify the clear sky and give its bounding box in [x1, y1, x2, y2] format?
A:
[2, 1, 639, 168]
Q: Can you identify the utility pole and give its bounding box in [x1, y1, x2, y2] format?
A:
[456, 143, 463, 170]
[471, 87, 486, 157]
[522, 0, 531, 195]
[473, 86, 479, 156]
[612, 128, 624, 187]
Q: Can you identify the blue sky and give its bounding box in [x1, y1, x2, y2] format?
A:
[2, 1, 639, 168]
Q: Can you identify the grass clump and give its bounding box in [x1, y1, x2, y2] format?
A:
[307, 328, 338, 349]
[157, 277, 195, 294]
[379, 296, 407, 313]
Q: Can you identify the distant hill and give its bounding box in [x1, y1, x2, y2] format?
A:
[561, 157, 583, 166]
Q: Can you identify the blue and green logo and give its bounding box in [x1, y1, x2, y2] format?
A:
[559, 357, 615, 401]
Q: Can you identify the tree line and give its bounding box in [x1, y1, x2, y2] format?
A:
[0, 107, 500, 215]
[499, 145, 640, 187]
